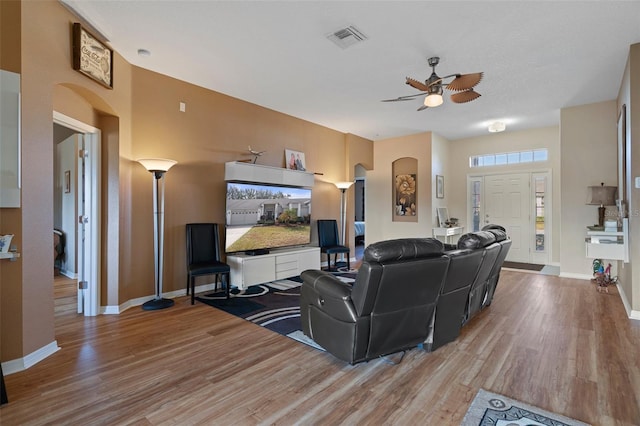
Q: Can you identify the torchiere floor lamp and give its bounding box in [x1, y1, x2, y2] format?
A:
[335, 181, 354, 264]
[137, 158, 177, 310]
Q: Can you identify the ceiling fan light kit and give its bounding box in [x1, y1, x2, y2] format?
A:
[488, 121, 506, 133]
[383, 56, 483, 111]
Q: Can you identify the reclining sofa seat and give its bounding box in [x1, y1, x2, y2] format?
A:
[426, 238, 487, 352]
[300, 238, 449, 365]
[461, 231, 501, 325]
[481, 225, 512, 308]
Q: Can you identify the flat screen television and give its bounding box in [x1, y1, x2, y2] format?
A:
[225, 182, 312, 254]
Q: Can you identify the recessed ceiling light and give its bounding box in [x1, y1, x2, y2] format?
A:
[137, 49, 151, 57]
[488, 121, 506, 133]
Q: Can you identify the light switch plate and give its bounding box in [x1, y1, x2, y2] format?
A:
[635, 176, 640, 188]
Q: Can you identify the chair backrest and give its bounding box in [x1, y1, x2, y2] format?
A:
[317, 219, 340, 247]
[186, 223, 222, 265]
[351, 238, 449, 358]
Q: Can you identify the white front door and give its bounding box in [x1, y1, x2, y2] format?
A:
[484, 173, 531, 262]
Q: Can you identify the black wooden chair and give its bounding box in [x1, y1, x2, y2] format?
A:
[317, 219, 350, 271]
[186, 223, 231, 304]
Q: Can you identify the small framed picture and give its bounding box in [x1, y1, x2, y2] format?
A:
[436, 175, 444, 198]
[285, 149, 306, 171]
[72, 23, 113, 89]
[64, 170, 71, 193]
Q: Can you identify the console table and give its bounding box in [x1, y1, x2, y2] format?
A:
[585, 218, 629, 262]
[432, 226, 464, 244]
[227, 246, 320, 289]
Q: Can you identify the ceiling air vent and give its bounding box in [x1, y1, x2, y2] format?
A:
[327, 25, 368, 49]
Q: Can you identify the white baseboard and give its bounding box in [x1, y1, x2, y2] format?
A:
[558, 272, 592, 280]
[60, 270, 77, 279]
[101, 282, 219, 314]
[616, 282, 640, 321]
[2, 340, 60, 375]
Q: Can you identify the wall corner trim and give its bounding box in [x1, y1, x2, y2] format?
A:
[1, 341, 60, 375]
[616, 282, 640, 321]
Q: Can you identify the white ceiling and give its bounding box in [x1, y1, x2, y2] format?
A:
[61, 1, 640, 141]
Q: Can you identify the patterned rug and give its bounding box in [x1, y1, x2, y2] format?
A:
[196, 270, 357, 349]
[461, 389, 591, 426]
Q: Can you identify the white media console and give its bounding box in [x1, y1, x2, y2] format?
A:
[227, 246, 320, 289]
[224, 161, 318, 289]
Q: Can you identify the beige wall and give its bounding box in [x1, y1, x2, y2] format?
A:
[1, 0, 371, 365]
[560, 101, 618, 276]
[617, 42, 640, 314]
[128, 66, 353, 300]
[431, 133, 451, 226]
[367, 132, 433, 244]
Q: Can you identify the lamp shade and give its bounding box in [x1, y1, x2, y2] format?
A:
[137, 158, 177, 173]
[424, 93, 443, 108]
[335, 181, 354, 190]
[586, 184, 617, 206]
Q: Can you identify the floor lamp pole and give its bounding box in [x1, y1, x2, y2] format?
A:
[335, 181, 354, 264]
[138, 158, 177, 311]
[340, 188, 347, 248]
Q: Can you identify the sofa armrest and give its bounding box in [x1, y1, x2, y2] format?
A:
[300, 270, 358, 322]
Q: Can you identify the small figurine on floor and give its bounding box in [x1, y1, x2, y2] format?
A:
[591, 261, 616, 293]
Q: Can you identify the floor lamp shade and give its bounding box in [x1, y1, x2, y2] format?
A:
[137, 158, 177, 310]
[586, 183, 617, 227]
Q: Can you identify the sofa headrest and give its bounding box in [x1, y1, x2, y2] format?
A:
[482, 224, 506, 232]
[457, 231, 496, 250]
[485, 229, 508, 242]
[364, 238, 444, 263]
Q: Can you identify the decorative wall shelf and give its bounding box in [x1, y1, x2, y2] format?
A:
[0, 252, 20, 260]
[224, 161, 314, 187]
[585, 218, 629, 262]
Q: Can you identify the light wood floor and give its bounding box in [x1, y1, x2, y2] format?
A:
[2, 271, 640, 425]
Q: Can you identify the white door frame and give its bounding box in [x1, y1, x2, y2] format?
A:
[53, 111, 101, 316]
[467, 169, 552, 264]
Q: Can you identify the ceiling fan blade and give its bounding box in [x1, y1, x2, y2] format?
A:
[417, 105, 429, 111]
[406, 77, 430, 92]
[450, 89, 481, 103]
[381, 93, 426, 102]
[446, 72, 483, 91]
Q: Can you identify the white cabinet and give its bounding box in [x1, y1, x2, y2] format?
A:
[432, 226, 464, 244]
[585, 218, 629, 262]
[227, 246, 320, 289]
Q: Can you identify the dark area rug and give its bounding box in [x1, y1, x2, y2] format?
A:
[196, 272, 357, 344]
[502, 261, 545, 271]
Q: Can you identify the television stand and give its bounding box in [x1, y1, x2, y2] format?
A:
[227, 246, 320, 289]
[245, 249, 270, 256]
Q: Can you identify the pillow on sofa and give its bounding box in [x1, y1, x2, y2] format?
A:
[484, 228, 508, 242]
[482, 223, 506, 232]
[457, 231, 496, 250]
[364, 238, 444, 263]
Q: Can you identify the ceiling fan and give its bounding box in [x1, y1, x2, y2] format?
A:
[382, 57, 483, 111]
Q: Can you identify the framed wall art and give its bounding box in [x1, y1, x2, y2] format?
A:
[285, 149, 306, 171]
[436, 175, 444, 198]
[617, 104, 627, 217]
[395, 173, 416, 216]
[72, 23, 113, 89]
[64, 170, 71, 193]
